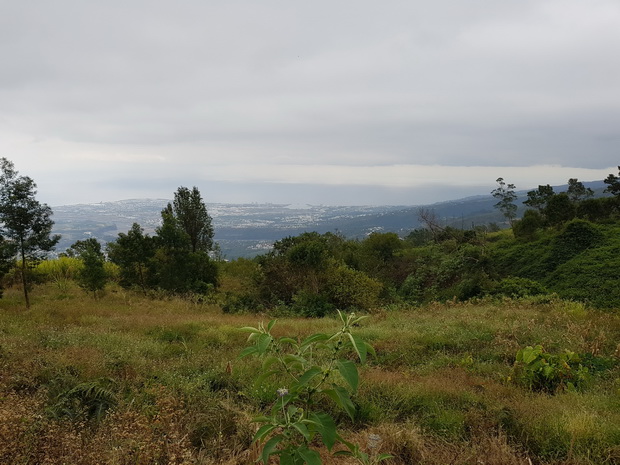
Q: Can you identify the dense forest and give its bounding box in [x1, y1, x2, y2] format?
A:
[1, 157, 620, 465]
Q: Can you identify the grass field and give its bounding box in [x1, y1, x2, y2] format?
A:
[1, 283, 619, 464]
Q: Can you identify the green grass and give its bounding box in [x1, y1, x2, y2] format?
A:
[1, 283, 619, 464]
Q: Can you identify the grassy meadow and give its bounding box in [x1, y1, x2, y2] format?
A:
[1, 283, 620, 465]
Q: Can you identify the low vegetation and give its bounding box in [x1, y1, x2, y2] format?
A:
[1, 283, 619, 464]
[1, 159, 620, 463]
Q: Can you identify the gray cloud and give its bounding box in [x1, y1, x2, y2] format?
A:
[1, 0, 619, 205]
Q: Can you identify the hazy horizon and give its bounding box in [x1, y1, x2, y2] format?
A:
[2, 1, 619, 206]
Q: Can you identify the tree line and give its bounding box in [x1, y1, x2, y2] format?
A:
[2, 156, 620, 311]
[0, 158, 218, 307]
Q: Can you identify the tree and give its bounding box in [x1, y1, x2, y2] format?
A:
[544, 193, 575, 227]
[491, 178, 518, 227]
[107, 223, 155, 293]
[523, 185, 555, 212]
[150, 204, 218, 294]
[0, 158, 60, 308]
[567, 178, 594, 202]
[66, 237, 104, 258]
[170, 186, 214, 252]
[603, 167, 620, 197]
[72, 238, 107, 298]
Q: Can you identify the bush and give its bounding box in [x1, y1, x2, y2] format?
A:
[491, 277, 547, 298]
[513, 345, 589, 394]
[325, 265, 382, 311]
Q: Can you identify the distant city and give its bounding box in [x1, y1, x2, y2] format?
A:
[51, 180, 606, 259]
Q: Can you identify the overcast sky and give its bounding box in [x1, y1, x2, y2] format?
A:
[1, 0, 619, 206]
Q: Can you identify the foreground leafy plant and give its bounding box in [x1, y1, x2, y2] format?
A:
[513, 345, 589, 393]
[240, 311, 392, 464]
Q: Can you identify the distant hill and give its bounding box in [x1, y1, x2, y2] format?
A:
[51, 180, 608, 259]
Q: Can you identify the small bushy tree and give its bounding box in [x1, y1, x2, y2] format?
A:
[74, 239, 107, 298]
[524, 184, 555, 213]
[0, 158, 60, 307]
[107, 223, 155, 293]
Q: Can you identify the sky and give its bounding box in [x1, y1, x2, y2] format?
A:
[1, 0, 619, 207]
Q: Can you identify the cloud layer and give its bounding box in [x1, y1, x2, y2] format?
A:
[1, 0, 619, 205]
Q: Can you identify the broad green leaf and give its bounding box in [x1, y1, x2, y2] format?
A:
[257, 333, 272, 354]
[262, 355, 279, 371]
[347, 333, 367, 363]
[351, 315, 369, 325]
[292, 421, 311, 441]
[300, 333, 330, 349]
[297, 446, 322, 465]
[239, 326, 261, 334]
[253, 423, 277, 443]
[283, 354, 307, 365]
[365, 342, 376, 358]
[237, 346, 257, 359]
[333, 385, 356, 420]
[309, 412, 336, 451]
[377, 453, 395, 461]
[298, 366, 323, 386]
[280, 451, 295, 465]
[279, 337, 298, 345]
[324, 386, 356, 420]
[261, 434, 283, 464]
[267, 319, 277, 332]
[255, 369, 278, 386]
[335, 432, 355, 450]
[251, 415, 271, 423]
[336, 359, 358, 392]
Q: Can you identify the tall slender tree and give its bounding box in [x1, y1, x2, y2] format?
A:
[491, 177, 518, 227]
[170, 186, 214, 252]
[0, 158, 60, 308]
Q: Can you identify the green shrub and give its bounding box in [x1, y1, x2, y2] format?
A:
[491, 277, 547, 298]
[325, 265, 382, 311]
[291, 290, 335, 318]
[513, 345, 589, 394]
[239, 312, 392, 465]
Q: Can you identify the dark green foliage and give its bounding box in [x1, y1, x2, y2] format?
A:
[48, 378, 117, 423]
[543, 193, 575, 227]
[152, 199, 218, 294]
[513, 209, 544, 240]
[548, 219, 603, 267]
[107, 199, 219, 296]
[404, 228, 434, 247]
[490, 220, 620, 308]
[0, 158, 60, 307]
[566, 178, 594, 202]
[66, 238, 104, 258]
[222, 293, 264, 313]
[524, 184, 555, 212]
[171, 186, 214, 252]
[603, 166, 620, 196]
[73, 239, 107, 298]
[291, 289, 335, 317]
[575, 197, 618, 222]
[547, 243, 620, 308]
[491, 277, 547, 298]
[255, 232, 383, 314]
[107, 223, 155, 293]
